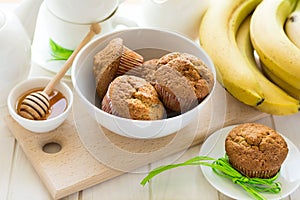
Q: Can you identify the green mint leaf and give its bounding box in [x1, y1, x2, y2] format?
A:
[49, 38, 74, 61]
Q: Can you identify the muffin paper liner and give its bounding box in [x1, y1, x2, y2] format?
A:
[101, 94, 113, 114]
[155, 83, 198, 113]
[230, 160, 280, 179]
[117, 46, 143, 76]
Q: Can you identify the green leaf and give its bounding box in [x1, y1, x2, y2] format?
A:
[49, 38, 74, 61]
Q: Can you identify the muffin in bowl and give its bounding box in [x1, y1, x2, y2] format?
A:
[93, 37, 144, 100]
[154, 52, 213, 113]
[72, 28, 216, 139]
[93, 37, 123, 100]
[225, 123, 289, 178]
[101, 75, 165, 120]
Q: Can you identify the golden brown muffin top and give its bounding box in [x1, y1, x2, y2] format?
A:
[158, 52, 214, 89]
[157, 52, 213, 101]
[225, 123, 288, 172]
[106, 75, 165, 120]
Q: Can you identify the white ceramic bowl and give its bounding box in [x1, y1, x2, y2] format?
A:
[7, 77, 73, 133]
[72, 28, 216, 139]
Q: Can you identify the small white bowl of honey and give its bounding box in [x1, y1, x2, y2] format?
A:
[7, 76, 73, 133]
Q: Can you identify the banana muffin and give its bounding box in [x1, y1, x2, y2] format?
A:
[101, 75, 166, 120]
[225, 123, 289, 178]
[93, 38, 144, 100]
[93, 38, 124, 100]
[154, 52, 214, 112]
[127, 59, 159, 85]
[157, 52, 214, 91]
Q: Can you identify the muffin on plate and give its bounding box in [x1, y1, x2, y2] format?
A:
[101, 75, 166, 120]
[225, 123, 289, 178]
[154, 52, 214, 112]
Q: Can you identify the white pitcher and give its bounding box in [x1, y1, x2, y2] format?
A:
[0, 0, 43, 106]
[31, 0, 137, 75]
[36, 0, 135, 49]
[140, 0, 209, 40]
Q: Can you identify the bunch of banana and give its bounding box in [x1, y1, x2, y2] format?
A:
[259, 0, 300, 100]
[199, 0, 300, 115]
[250, 0, 300, 90]
[236, 16, 300, 115]
[285, 0, 300, 48]
[199, 0, 264, 107]
[261, 66, 300, 100]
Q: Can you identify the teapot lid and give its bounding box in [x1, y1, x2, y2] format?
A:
[0, 10, 5, 29]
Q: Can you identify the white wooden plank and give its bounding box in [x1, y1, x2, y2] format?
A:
[273, 112, 300, 200]
[7, 144, 54, 200]
[0, 107, 14, 137]
[0, 136, 15, 200]
[81, 165, 150, 200]
[149, 146, 218, 200]
[254, 115, 275, 128]
[273, 112, 300, 148]
[0, 106, 16, 199]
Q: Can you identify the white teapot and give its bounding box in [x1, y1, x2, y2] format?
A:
[0, 0, 43, 106]
[140, 0, 209, 40]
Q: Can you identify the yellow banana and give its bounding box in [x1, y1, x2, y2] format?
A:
[261, 64, 300, 100]
[236, 15, 300, 115]
[285, 0, 300, 49]
[250, 0, 300, 89]
[199, 0, 264, 107]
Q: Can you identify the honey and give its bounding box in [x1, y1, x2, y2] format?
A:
[17, 87, 67, 120]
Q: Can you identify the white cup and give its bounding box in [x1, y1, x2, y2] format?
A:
[140, 0, 209, 40]
[45, 0, 121, 24]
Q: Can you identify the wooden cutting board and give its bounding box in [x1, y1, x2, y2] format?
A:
[5, 82, 267, 199]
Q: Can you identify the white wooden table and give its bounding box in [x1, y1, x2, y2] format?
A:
[1, 0, 300, 199]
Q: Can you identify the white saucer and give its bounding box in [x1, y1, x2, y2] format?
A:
[199, 125, 300, 200]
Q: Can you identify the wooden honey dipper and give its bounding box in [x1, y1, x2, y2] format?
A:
[18, 23, 101, 120]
